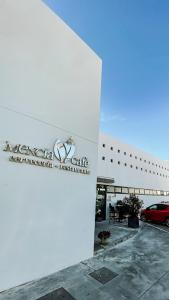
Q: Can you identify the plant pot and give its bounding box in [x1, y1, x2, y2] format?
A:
[100, 238, 108, 245]
[128, 216, 139, 228]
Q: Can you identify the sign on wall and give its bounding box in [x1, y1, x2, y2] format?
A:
[3, 137, 90, 175]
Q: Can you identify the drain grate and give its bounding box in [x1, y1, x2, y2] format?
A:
[36, 287, 76, 300]
[89, 267, 118, 284]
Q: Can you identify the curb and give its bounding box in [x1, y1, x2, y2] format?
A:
[94, 226, 142, 256]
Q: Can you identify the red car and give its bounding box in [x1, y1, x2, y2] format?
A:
[141, 203, 169, 226]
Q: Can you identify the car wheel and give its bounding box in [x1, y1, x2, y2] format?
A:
[140, 215, 146, 222]
[165, 218, 169, 227]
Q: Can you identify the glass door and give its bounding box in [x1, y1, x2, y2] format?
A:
[96, 185, 106, 221]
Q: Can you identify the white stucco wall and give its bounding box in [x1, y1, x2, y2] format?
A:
[0, 0, 102, 291]
[98, 133, 169, 208]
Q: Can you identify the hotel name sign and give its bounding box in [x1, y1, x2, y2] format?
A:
[3, 137, 90, 175]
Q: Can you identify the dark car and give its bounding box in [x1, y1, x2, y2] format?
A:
[141, 203, 169, 226]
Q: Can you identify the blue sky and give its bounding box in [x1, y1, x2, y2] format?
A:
[44, 0, 169, 159]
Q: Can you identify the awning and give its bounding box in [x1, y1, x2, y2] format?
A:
[97, 177, 115, 185]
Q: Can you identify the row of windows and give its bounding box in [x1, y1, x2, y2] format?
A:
[102, 144, 169, 171]
[101, 157, 169, 178]
[106, 185, 169, 196]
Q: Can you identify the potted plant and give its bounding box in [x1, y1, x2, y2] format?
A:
[98, 230, 111, 245]
[123, 194, 143, 228]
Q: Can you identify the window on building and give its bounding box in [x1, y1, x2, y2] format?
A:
[102, 156, 105, 160]
[107, 186, 115, 193]
[140, 158, 142, 161]
[141, 168, 143, 171]
[135, 189, 140, 194]
[129, 188, 134, 194]
[115, 187, 122, 193]
[118, 161, 120, 165]
[149, 170, 151, 173]
[148, 161, 150, 164]
[140, 189, 145, 194]
[135, 156, 137, 159]
[136, 166, 138, 170]
[124, 163, 127, 167]
[144, 160, 146, 163]
[110, 159, 113, 163]
[124, 152, 126, 155]
[122, 187, 128, 193]
[102, 144, 105, 148]
[130, 154, 132, 157]
[130, 165, 133, 168]
[118, 149, 120, 153]
[110, 146, 113, 151]
[145, 190, 150, 195]
[145, 169, 147, 172]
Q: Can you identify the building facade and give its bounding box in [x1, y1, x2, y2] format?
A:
[1, 0, 168, 293]
[97, 132, 169, 220]
[0, 0, 102, 292]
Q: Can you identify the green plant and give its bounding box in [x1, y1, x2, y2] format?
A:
[123, 194, 143, 217]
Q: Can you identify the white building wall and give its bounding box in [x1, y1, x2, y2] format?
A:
[0, 0, 102, 291]
[98, 133, 169, 208]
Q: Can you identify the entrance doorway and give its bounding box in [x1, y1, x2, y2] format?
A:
[96, 185, 106, 221]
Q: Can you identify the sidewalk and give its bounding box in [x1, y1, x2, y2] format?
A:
[0, 223, 140, 300]
[94, 221, 139, 253]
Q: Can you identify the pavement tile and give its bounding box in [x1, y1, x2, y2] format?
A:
[66, 276, 101, 300]
[100, 279, 136, 300]
[36, 287, 75, 300]
[89, 267, 118, 284]
[138, 271, 169, 300]
[84, 288, 115, 300]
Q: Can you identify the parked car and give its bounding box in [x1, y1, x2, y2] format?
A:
[140, 203, 169, 226]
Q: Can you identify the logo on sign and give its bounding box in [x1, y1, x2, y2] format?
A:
[2, 137, 90, 175]
[54, 137, 75, 163]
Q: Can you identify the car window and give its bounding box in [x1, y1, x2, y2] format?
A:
[148, 205, 158, 210]
[157, 204, 167, 210]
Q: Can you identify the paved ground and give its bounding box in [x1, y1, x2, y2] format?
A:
[1, 222, 169, 300]
[94, 221, 138, 252]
